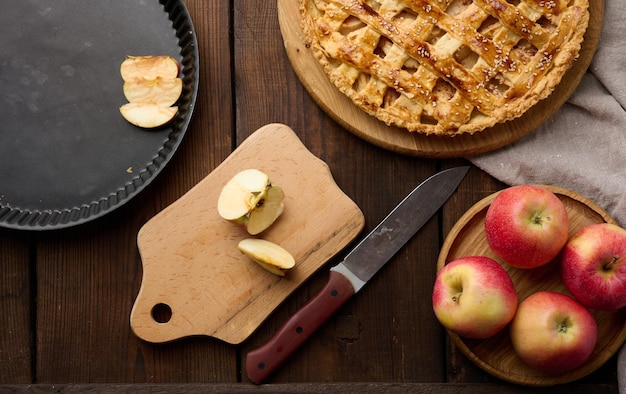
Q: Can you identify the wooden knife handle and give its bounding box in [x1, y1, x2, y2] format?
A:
[245, 270, 355, 384]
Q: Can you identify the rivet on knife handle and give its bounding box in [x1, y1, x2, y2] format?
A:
[246, 270, 355, 384]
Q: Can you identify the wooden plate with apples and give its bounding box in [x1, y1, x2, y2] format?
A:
[437, 185, 626, 386]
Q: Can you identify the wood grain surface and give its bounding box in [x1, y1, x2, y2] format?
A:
[278, 0, 604, 158]
[131, 124, 364, 344]
[438, 185, 626, 386]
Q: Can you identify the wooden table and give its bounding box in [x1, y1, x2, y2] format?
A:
[0, 1, 619, 392]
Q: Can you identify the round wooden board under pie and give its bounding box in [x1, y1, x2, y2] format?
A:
[279, 1, 604, 158]
[437, 186, 626, 386]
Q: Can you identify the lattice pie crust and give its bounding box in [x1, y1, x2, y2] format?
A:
[300, 0, 589, 136]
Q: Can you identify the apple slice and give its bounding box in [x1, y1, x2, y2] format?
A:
[218, 169, 270, 220]
[218, 169, 285, 234]
[246, 186, 285, 235]
[238, 238, 295, 276]
[123, 77, 183, 106]
[120, 55, 179, 81]
[119, 102, 178, 128]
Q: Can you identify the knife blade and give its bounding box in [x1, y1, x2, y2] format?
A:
[245, 166, 469, 384]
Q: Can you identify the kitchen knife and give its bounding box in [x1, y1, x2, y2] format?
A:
[245, 166, 469, 384]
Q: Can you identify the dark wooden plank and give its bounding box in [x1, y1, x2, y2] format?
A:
[0, 382, 619, 393]
[0, 229, 32, 383]
[34, 0, 236, 383]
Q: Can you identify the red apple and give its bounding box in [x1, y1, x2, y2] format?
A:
[432, 256, 517, 339]
[510, 291, 597, 373]
[485, 185, 569, 269]
[561, 223, 626, 310]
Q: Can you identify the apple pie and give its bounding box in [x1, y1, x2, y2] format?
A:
[300, 0, 589, 136]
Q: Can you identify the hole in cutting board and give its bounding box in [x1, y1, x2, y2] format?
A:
[151, 303, 173, 323]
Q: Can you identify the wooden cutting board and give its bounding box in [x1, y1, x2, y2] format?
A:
[279, 0, 603, 158]
[130, 124, 365, 344]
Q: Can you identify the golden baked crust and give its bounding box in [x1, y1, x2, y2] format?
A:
[300, 0, 589, 136]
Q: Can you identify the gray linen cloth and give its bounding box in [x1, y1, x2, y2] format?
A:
[467, 1, 626, 390]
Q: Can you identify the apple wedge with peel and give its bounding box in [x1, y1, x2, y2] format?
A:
[238, 238, 295, 276]
[123, 77, 183, 107]
[119, 103, 178, 129]
[218, 169, 270, 221]
[246, 186, 285, 235]
[120, 55, 180, 81]
[218, 169, 285, 235]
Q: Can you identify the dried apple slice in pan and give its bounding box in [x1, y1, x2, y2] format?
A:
[120, 55, 180, 81]
[123, 77, 183, 107]
[119, 55, 182, 128]
[119, 103, 178, 129]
